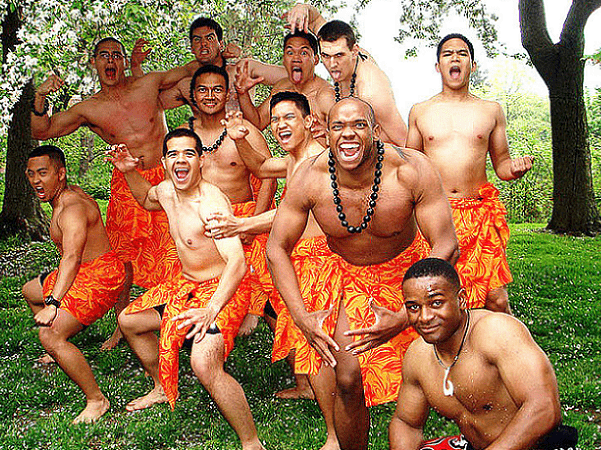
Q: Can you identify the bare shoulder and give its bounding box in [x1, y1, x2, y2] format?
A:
[470, 310, 536, 353]
[286, 150, 325, 197]
[58, 188, 94, 222]
[273, 78, 294, 93]
[392, 146, 434, 176]
[154, 179, 175, 200]
[403, 338, 431, 379]
[200, 181, 233, 211]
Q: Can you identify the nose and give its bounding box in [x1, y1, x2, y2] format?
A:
[418, 306, 434, 324]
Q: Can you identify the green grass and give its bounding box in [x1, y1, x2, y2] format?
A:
[0, 226, 599, 449]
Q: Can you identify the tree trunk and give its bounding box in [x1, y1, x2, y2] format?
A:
[78, 132, 94, 178]
[0, 6, 49, 240]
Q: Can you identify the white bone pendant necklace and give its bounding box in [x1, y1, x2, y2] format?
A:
[433, 310, 470, 397]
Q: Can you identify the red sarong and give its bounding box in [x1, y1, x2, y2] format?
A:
[449, 183, 513, 309]
[420, 436, 468, 450]
[42, 251, 125, 326]
[131, 274, 247, 408]
[106, 167, 181, 288]
[293, 233, 430, 407]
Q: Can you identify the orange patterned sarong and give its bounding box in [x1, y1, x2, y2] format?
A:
[106, 167, 181, 288]
[131, 274, 247, 408]
[292, 233, 430, 407]
[449, 183, 513, 309]
[42, 251, 125, 326]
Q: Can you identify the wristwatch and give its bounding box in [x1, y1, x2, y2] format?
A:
[44, 294, 61, 308]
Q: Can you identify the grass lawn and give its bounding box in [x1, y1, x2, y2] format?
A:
[0, 224, 599, 449]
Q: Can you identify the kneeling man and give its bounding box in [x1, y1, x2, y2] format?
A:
[22, 145, 126, 423]
[108, 129, 263, 450]
[390, 258, 577, 450]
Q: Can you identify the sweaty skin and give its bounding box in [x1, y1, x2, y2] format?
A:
[391, 275, 561, 450]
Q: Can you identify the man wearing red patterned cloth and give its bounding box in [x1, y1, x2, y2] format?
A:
[406, 33, 533, 312]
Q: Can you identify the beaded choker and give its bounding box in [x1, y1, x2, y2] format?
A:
[188, 117, 227, 153]
[328, 140, 384, 234]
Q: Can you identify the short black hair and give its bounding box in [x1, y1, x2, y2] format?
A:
[270, 91, 311, 118]
[189, 17, 223, 42]
[93, 37, 126, 57]
[403, 258, 461, 291]
[28, 145, 66, 169]
[189, 65, 229, 109]
[163, 128, 203, 157]
[317, 20, 356, 49]
[283, 31, 319, 56]
[437, 33, 474, 62]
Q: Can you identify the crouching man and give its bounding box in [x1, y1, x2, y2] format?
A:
[22, 145, 126, 423]
[390, 258, 577, 450]
[107, 129, 264, 450]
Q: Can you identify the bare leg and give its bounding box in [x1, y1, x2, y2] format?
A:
[191, 333, 264, 450]
[264, 313, 315, 400]
[102, 262, 133, 350]
[485, 286, 511, 314]
[309, 366, 341, 450]
[23, 277, 56, 364]
[118, 308, 168, 411]
[38, 309, 109, 424]
[332, 303, 369, 450]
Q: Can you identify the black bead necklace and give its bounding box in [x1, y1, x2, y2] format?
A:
[334, 57, 359, 102]
[329, 140, 385, 234]
[188, 117, 228, 153]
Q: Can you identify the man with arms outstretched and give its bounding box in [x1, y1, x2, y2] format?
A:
[31, 37, 199, 348]
[406, 34, 533, 312]
[390, 257, 577, 450]
[108, 129, 264, 450]
[285, 4, 407, 146]
[22, 145, 126, 423]
[235, 31, 335, 143]
[266, 97, 459, 450]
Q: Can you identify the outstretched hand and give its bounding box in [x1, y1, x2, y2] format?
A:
[234, 59, 264, 95]
[105, 144, 140, 173]
[130, 38, 152, 69]
[222, 111, 249, 141]
[344, 300, 408, 355]
[222, 42, 242, 60]
[297, 307, 340, 367]
[510, 156, 534, 179]
[283, 4, 311, 33]
[171, 307, 219, 343]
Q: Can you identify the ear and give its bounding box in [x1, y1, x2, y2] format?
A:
[313, 53, 319, 66]
[58, 166, 67, 182]
[352, 43, 359, 57]
[435, 61, 441, 74]
[161, 157, 166, 171]
[303, 113, 314, 131]
[372, 122, 381, 141]
[457, 288, 467, 310]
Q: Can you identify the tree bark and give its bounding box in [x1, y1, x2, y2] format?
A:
[519, 0, 601, 234]
[0, 5, 49, 240]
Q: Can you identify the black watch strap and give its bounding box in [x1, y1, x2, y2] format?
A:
[44, 295, 61, 308]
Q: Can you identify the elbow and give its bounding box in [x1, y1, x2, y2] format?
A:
[449, 244, 460, 266]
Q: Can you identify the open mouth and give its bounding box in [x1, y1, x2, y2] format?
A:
[291, 67, 303, 83]
[34, 186, 46, 199]
[330, 70, 342, 82]
[278, 130, 292, 144]
[105, 67, 116, 79]
[449, 66, 461, 80]
[174, 167, 189, 181]
[337, 142, 361, 162]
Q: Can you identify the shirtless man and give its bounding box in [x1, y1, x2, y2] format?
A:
[154, 16, 287, 112]
[22, 145, 126, 423]
[31, 37, 199, 348]
[266, 97, 459, 450]
[390, 258, 577, 450]
[108, 129, 264, 450]
[285, 4, 408, 146]
[181, 64, 275, 333]
[212, 92, 339, 449]
[406, 34, 533, 313]
[235, 30, 335, 142]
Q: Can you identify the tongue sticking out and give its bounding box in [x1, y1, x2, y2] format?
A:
[450, 67, 461, 80]
[291, 68, 303, 83]
[106, 68, 116, 79]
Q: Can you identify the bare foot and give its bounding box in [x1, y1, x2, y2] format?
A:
[237, 313, 260, 337]
[72, 397, 110, 424]
[37, 353, 56, 364]
[101, 327, 123, 350]
[275, 385, 315, 400]
[125, 386, 168, 411]
[319, 436, 341, 450]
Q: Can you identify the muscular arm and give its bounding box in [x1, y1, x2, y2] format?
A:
[159, 77, 190, 110]
[245, 59, 288, 86]
[405, 105, 424, 151]
[147, 60, 200, 92]
[243, 121, 277, 214]
[389, 345, 431, 450]
[489, 102, 533, 181]
[31, 100, 88, 140]
[479, 315, 561, 450]
[410, 152, 459, 264]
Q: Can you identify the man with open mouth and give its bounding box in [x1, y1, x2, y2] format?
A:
[30, 37, 200, 350]
[235, 30, 335, 146]
[405, 34, 534, 313]
[284, 5, 408, 147]
[266, 97, 459, 450]
[22, 145, 126, 424]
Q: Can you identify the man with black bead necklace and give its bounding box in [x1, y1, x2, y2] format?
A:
[285, 4, 408, 146]
[266, 97, 458, 450]
[390, 258, 577, 450]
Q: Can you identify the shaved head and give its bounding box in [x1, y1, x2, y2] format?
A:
[328, 97, 376, 128]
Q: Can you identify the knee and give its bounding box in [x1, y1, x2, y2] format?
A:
[117, 310, 133, 334]
[191, 355, 220, 387]
[486, 288, 510, 313]
[39, 327, 62, 352]
[22, 279, 40, 304]
[335, 365, 363, 398]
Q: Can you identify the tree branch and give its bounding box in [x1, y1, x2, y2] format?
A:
[519, 0, 553, 54]
[560, 0, 601, 56]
